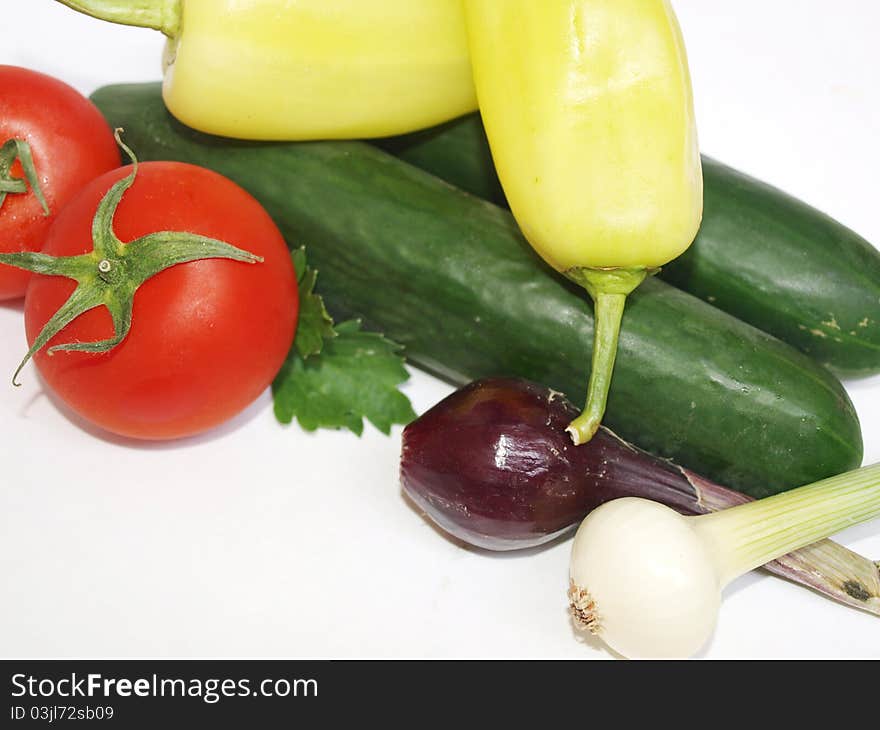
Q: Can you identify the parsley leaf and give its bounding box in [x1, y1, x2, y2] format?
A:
[290, 247, 335, 359]
[273, 251, 416, 436]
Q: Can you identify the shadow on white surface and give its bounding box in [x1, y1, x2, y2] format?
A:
[844, 372, 880, 389]
[18, 373, 273, 451]
[723, 570, 766, 602]
[399, 487, 577, 560]
[0, 300, 25, 313]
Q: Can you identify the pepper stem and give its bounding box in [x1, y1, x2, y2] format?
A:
[54, 0, 181, 36]
[564, 267, 653, 445]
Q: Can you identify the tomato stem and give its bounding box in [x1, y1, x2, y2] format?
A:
[0, 129, 262, 385]
[0, 138, 49, 215]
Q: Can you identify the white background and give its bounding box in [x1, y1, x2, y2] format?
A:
[1, 1, 878, 659]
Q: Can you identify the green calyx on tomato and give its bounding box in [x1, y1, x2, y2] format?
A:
[0, 137, 49, 214]
[0, 130, 262, 385]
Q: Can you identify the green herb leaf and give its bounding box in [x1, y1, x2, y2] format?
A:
[274, 251, 416, 436]
[273, 319, 416, 435]
[290, 247, 335, 359]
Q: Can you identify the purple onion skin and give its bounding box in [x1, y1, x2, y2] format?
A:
[401, 377, 714, 551]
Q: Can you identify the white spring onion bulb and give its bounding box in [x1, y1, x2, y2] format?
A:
[568, 463, 880, 658]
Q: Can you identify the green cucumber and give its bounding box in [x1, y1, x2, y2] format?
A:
[90, 82, 862, 498]
[377, 115, 880, 377]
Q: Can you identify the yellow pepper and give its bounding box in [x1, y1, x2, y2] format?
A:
[58, 0, 477, 140]
[464, 0, 703, 444]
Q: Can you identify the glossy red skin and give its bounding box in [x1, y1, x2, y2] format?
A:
[24, 162, 299, 440]
[0, 65, 120, 300]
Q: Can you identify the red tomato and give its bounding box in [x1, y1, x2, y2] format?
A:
[24, 162, 299, 440]
[0, 66, 120, 300]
